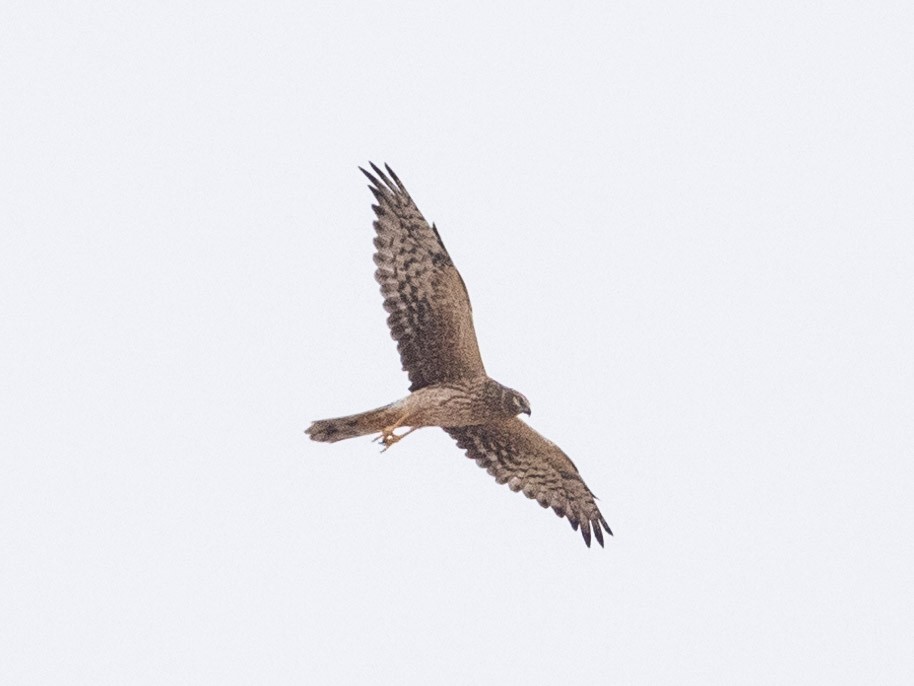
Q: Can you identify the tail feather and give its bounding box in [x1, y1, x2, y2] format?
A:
[306, 403, 401, 443]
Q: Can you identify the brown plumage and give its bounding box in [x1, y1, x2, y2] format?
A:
[306, 163, 612, 547]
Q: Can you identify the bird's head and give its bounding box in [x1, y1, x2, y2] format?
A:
[485, 379, 532, 418]
[506, 388, 532, 417]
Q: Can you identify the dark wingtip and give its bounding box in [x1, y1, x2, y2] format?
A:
[360, 165, 382, 190]
[384, 164, 408, 193]
[369, 161, 392, 189]
[362, 162, 409, 198]
[368, 162, 399, 193]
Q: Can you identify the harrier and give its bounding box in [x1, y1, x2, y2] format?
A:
[307, 164, 612, 546]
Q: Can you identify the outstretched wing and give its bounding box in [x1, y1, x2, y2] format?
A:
[362, 163, 485, 391]
[446, 418, 613, 547]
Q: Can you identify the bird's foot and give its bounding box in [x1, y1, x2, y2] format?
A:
[374, 425, 416, 452]
[374, 429, 400, 452]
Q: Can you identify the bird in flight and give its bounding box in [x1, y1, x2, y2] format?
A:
[307, 163, 612, 546]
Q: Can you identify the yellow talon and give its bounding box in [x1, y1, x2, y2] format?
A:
[374, 421, 417, 452]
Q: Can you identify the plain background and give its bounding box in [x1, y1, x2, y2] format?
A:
[2, 2, 913, 683]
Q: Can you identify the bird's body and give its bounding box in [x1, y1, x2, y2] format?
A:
[307, 163, 612, 547]
[308, 377, 529, 443]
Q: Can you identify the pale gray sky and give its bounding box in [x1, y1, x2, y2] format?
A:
[2, 2, 913, 684]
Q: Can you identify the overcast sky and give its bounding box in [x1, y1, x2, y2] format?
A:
[3, 2, 913, 684]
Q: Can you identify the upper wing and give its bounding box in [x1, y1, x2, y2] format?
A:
[362, 163, 485, 391]
[446, 418, 613, 547]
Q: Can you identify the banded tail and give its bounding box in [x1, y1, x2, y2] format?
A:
[306, 402, 402, 443]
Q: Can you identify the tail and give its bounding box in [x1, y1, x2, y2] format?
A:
[306, 402, 402, 443]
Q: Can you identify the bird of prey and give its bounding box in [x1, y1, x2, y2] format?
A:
[307, 163, 612, 547]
